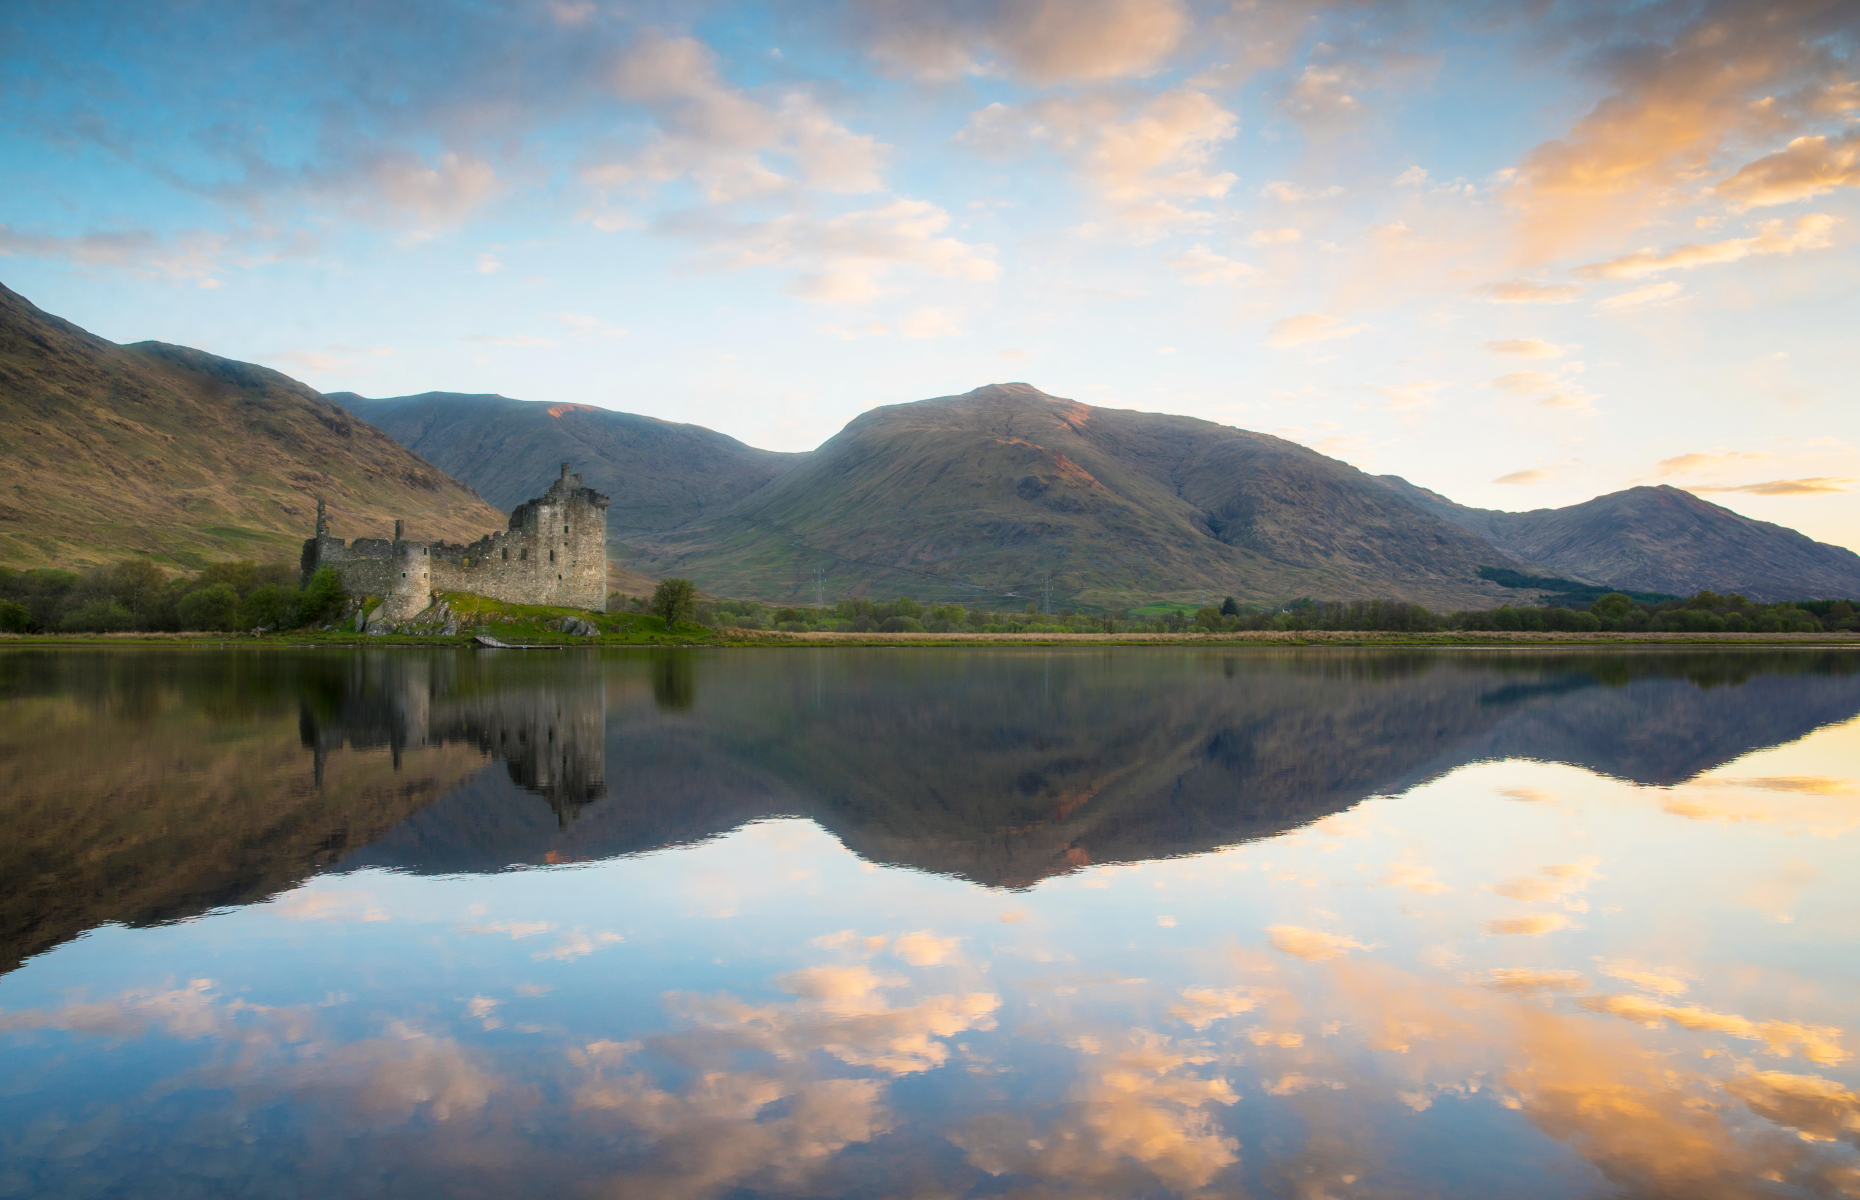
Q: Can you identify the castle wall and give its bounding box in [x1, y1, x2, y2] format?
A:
[302, 464, 610, 618]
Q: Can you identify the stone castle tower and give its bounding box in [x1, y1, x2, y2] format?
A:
[303, 464, 610, 620]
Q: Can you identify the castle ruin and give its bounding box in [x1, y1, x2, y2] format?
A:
[303, 463, 609, 621]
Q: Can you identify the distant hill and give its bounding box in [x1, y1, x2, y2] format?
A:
[635, 383, 1529, 610]
[330, 391, 807, 538]
[0, 283, 506, 570]
[1379, 477, 1860, 602]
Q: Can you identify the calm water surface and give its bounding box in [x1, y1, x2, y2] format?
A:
[3, 646, 1860, 1199]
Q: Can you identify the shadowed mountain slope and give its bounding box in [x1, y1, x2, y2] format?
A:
[0, 283, 505, 569]
[638, 383, 1528, 610]
[1380, 476, 1860, 602]
[332, 391, 807, 537]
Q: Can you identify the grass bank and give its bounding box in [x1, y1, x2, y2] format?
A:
[4, 627, 1858, 649]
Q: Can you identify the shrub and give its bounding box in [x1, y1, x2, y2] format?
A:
[178, 584, 240, 631]
[60, 599, 135, 632]
[0, 599, 29, 633]
[299, 567, 345, 625]
[240, 583, 290, 629]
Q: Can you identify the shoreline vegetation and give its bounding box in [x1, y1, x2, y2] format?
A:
[2, 563, 1856, 649]
[3, 628, 1857, 649]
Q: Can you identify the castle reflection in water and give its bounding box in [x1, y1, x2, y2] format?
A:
[298, 653, 607, 823]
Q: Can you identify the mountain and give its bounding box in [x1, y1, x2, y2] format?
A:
[634, 383, 1529, 610]
[0, 283, 506, 570]
[1380, 477, 1860, 602]
[330, 391, 807, 539]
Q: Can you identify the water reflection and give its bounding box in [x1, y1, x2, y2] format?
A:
[2, 646, 1859, 1198]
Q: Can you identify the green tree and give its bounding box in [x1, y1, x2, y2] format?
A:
[0, 599, 29, 633]
[1195, 605, 1223, 631]
[1590, 592, 1632, 624]
[240, 583, 289, 629]
[299, 567, 345, 625]
[1220, 596, 1240, 617]
[178, 584, 240, 631]
[651, 577, 699, 627]
[110, 559, 168, 618]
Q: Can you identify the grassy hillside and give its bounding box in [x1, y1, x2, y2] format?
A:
[636, 383, 1529, 610]
[332, 390, 806, 537]
[0, 283, 508, 570]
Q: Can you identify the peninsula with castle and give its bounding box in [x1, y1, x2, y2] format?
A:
[302, 463, 610, 629]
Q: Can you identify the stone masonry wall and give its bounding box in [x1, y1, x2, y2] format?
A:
[302, 465, 610, 619]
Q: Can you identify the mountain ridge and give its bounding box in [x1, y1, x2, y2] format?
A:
[331, 390, 807, 535]
[0, 283, 506, 570]
[1378, 475, 1860, 601]
[633, 382, 1528, 609]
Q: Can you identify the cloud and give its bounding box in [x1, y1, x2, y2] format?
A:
[1506, 2, 1856, 254]
[960, 88, 1237, 227]
[1655, 450, 1767, 476]
[1258, 181, 1344, 203]
[1577, 214, 1838, 280]
[1487, 370, 1561, 395]
[1689, 477, 1854, 495]
[671, 970, 1001, 1076]
[1475, 280, 1583, 304]
[474, 252, 503, 274]
[952, 1031, 1239, 1194]
[855, 0, 1189, 84]
[890, 931, 962, 964]
[0, 223, 313, 285]
[1245, 227, 1302, 246]
[267, 345, 396, 375]
[548, 312, 627, 339]
[669, 198, 998, 303]
[1580, 994, 1849, 1065]
[1484, 914, 1571, 935]
[1483, 968, 1589, 994]
[1716, 132, 1860, 209]
[1725, 1072, 1860, 1143]
[1266, 925, 1369, 961]
[1597, 960, 1691, 997]
[274, 890, 388, 922]
[532, 931, 624, 961]
[1378, 862, 1450, 894]
[1494, 468, 1553, 485]
[1594, 281, 1683, 312]
[1482, 338, 1567, 358]
[1167, 243, 1256, 284]
[1490, 858, 1601, 903]
[1278, 65, 1365, 127]
[1167, 986, 1268, 1030]
[588, 33, 887, 205]
[1265, 312, 1366, 348]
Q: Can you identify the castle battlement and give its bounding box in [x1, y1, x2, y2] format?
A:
[303, 463, 609, 621]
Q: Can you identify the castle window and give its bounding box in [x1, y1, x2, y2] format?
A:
[502, 548, 508, 561]
[520, 549, 527, 561]
[549, 549, 555, 563]
[564, 523, 569, 534]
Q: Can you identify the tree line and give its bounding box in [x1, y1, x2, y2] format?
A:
[5, 558, 1856, 637]
[0, 562, 346, 633]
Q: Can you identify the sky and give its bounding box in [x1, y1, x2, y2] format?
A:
[3, 0, 1858, 547]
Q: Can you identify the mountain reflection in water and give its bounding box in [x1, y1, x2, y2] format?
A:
[2, 646, 1859, 1199]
